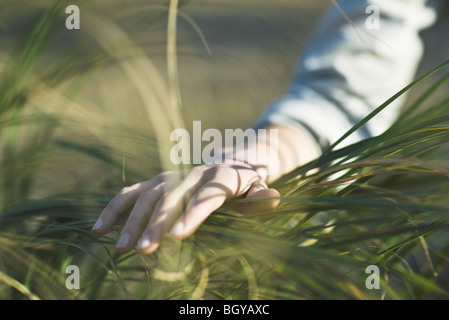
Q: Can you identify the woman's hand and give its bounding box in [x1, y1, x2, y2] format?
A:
[92, 162, 280, 254]
[92, 125, 320, 254]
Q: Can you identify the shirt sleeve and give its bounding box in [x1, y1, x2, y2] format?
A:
[254, 0, 440, 150]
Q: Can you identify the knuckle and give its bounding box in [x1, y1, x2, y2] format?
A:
[118, 187, 130, 195]
[157, 172, 171, 180]
[118, 184, 138, 196]
[209, 163, 229, 176]
[157, 194, 175, 210]
[138, 190, 155, 203]
[190, 165, 203, 175]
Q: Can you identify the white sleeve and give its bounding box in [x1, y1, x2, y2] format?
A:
[254, 0, 440, 149]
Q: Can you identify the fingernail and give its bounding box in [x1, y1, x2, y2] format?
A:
[92, 217, 103, 231]
[170, 220, 184, 236]
[116, 232, 130, 248]
[137, 235, 151, 249]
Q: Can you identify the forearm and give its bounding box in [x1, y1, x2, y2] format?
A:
[255, 0, 439, 149]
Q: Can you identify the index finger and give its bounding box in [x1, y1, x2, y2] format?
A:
[92, 174, 165, 233]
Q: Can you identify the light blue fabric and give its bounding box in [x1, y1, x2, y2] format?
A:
[255, 0, 442, 149]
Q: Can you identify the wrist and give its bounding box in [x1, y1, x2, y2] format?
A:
[219, 129, 280, 181]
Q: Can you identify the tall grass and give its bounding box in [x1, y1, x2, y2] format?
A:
[1, 0, 449, 300]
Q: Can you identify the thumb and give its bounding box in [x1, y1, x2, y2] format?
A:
[239, 180, 280, 214]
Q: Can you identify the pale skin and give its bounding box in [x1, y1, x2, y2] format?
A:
[92, 125, 320, 254]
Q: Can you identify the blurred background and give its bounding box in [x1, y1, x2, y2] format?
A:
[0, 0, 328, 200]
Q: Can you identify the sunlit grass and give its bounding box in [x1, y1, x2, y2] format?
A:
[1, 0, 449, 300]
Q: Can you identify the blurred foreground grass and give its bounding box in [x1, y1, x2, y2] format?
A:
[1, 0, 449, 300]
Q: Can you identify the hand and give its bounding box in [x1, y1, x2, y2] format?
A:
[92, 162, 280, 254]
